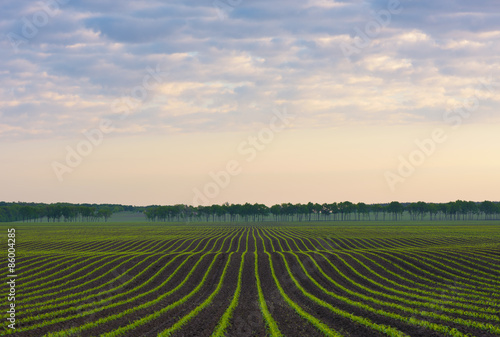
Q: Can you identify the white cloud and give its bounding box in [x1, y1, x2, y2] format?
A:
[1, 0, 500, 142]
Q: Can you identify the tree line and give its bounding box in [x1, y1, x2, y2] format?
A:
[0, 202, 130, 222]
[144, 200, 500, 222]
[1, 200, 499, 223]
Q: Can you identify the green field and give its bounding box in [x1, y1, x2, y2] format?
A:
[2, 221, 500, 336]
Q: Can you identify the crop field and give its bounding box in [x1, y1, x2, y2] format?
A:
[2, 222, 500, 337]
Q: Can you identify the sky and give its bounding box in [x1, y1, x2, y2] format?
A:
[1, 0, 500, 206]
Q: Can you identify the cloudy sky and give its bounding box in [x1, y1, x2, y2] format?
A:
[1, 0, 500, 206]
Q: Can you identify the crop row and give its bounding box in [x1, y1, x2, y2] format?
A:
[2, 223, 499, 337]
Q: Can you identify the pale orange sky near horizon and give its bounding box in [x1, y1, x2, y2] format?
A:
[2, 1, 500, 206]
[2, 123, 499, 206]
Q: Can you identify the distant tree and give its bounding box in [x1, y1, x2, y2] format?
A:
[328, 203, 339, 221]
[61, 205, 79, 222]
[228, 203, 241, 222]
[427, 203, 439, 221]
[312, 203, 322, 221]
[447, 201, 460, 221]
[239, 203, 253, 222]
[144, 207, 157, 221]
[321, 203, 331, 220]
[466, 201, 479, 220]
[480, 201, 497, 220]
[296, 203, 308, 221]
[357, 202, 369, 220]
[338, 201, 353, 221]
[211, 204, 226, 221]
[387, 201, 404, 221]
[270, 204, 281, 221]
[415, 201, 428, 220]
[255, 203, 269, 221]
[371, 204, 382, 221]
[306, 202, 314, 221]
[97, 207, 113, 222]
[46, 204, 63, 222]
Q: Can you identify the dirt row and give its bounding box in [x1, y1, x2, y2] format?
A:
[11, 227, 500, 337]
[277, 252, 500, 337]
